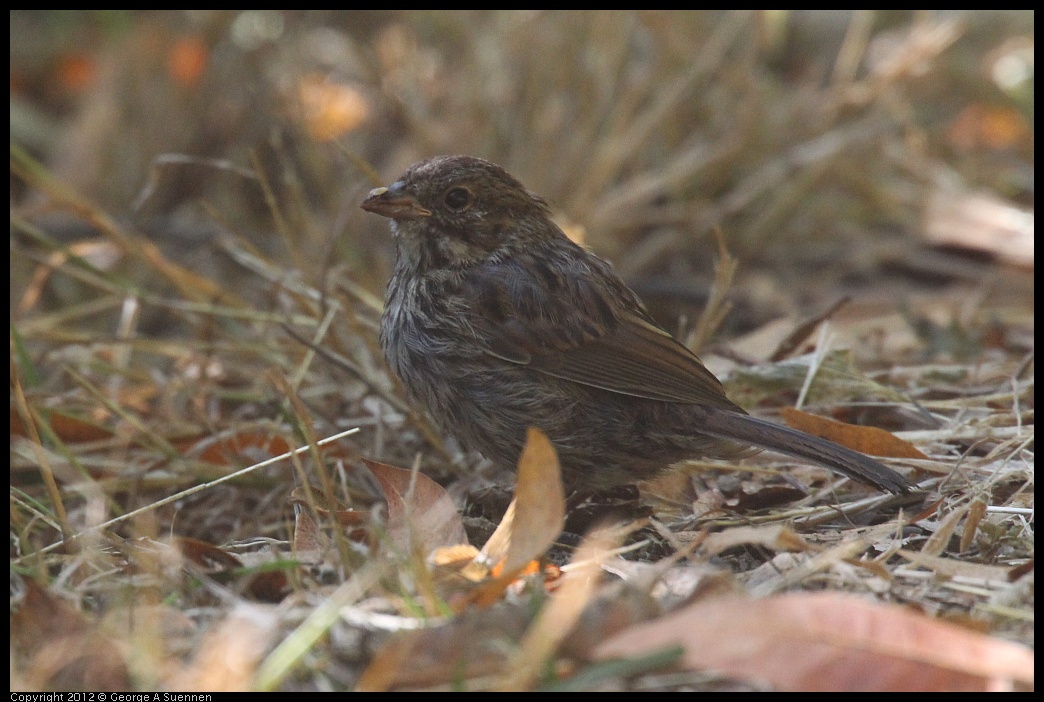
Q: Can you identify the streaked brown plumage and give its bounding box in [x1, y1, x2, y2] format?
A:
[362, 155, 914, 495]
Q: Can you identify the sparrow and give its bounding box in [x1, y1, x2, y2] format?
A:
[362, 155, 914, 495]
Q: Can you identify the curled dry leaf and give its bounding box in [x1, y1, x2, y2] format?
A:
[462, 427, 566, 605]
[484, 427, 566, 573]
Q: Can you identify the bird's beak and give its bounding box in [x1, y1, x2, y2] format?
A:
[361, 182, 432, 220]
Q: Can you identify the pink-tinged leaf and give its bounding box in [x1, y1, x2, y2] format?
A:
[594, 592, 1033, 691]
[362, 458, 468, 555]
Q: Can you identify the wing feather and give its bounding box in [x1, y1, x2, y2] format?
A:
[463, 249, 742, 411]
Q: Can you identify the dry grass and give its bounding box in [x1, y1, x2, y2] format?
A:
[11, 10, 1033, 691]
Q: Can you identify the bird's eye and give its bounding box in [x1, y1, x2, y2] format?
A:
[444, 187, 472, 211]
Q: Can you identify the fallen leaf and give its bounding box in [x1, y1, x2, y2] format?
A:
[362, 458, 468, 555]
[11, 409, 114, 443]
[172, 536, 244, 573]
[959, 499, 988, 554]
[779, 406, 928, 459]
[701, 524, 812, 556]
[357, 604, 532, 690]
[486, 427, 565, 574]
[464, 428, 565, 604]
[431, 543, 481, 567]
[183, 431, 291, 466]
[921, 501, 971, 557]
[355, 632, 419, 692]
[292, 502, 327, 563]
[594, 592, 1034, 691]
[11, 577, 130, 691]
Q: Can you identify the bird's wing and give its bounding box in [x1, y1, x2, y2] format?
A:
[463, 251, 742, 410]
[530, 310, 741, 407]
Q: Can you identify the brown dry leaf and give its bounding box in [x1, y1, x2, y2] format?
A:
[11, 578, 131, 691]
[594, 592, 1034, 691]
[487, 427, 566, 574]
[169, 535, 291, 601]
[290, 485, 371, 562]
[429, 543, 484, 585]
[921, 501, 972, 557]
[292, 502, 327, 563]
[289, 485, 370, 529]
[431, 543, 482, 569]
[467, 499, 518, 582]
[464, 428, 565, 604]
[779, 406, 928, 459]
[427, 543, 494, 597]
[243, 570, 293, 603]
[184, 431, 291, 466]
[960, 499, 988, 554]
[11, 408, 115, 443]
[355, 633, 420, 692]
[701, 524, 813, 556]
[170, 604, 280, 692]
[357, 604, 533, 690]
[362, 458, 468, 555]
[172, 536, 244, 573]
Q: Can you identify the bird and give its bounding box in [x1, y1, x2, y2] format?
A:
[361, 155, 915, 496]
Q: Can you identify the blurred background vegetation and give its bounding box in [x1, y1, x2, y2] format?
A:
[11, 10, 1033, 334]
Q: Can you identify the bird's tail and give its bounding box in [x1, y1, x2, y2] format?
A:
[691, 407, 916, 494]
